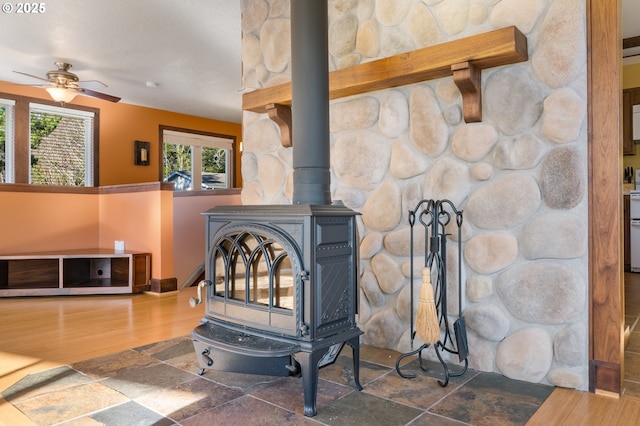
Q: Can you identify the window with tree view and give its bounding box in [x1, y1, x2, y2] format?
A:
[0, 94, 97, 186]
[30, 104, 94, 186]
[163, 129, 233, 191]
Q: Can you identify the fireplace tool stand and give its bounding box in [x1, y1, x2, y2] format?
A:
[395, 199, 469, 386]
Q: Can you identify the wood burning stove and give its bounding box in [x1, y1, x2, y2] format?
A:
[191, 204, 362, 416]
[190, 0, 361, 417]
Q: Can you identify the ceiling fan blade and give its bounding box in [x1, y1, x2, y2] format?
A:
[77, 87, 121, 103]
[0, 81, 46, 87]
[13, 70, 49, 82]
[78, 80, 108, 89]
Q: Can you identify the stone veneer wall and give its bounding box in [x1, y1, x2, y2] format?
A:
[240, 0, 588, 390]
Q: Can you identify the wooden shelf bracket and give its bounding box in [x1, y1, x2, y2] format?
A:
[452, 62, 482, 123]
[246, 26, 528, 146]
[266, 103, 292, 147]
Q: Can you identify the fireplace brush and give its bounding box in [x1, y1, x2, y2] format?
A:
[395, 199, 469, 386]
[415, 266, 440, 344]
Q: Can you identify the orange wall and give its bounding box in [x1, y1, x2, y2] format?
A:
[0, 190, 99, 254]
[98, 187, 174, 279]
[0, 184, 176, 281]
[0, 82, 243, 187]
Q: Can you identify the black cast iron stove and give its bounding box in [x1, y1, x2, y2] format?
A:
[190, 0, 362, 417]
[191, 204, 361, 416]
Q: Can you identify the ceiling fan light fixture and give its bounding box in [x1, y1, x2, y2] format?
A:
[46, 87, 77, 103]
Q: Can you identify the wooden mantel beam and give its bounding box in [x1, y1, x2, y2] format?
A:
[243, 26, 528, 145]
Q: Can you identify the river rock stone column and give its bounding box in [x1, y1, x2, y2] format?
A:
[240, 0, 589, 390]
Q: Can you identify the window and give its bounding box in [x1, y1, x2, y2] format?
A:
[29, 103, 94, 186]
[0, 93, 98, 187]
[162, 128, 234, 190]
[0, 99, 15, 183]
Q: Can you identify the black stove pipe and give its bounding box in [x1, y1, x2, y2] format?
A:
[291, 0, 331, 206]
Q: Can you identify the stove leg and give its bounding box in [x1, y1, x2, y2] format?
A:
[346, 336, 363, 391]
[293, 347, 330, 417]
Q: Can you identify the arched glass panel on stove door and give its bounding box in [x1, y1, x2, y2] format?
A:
[248, 238, 271, 307]
[212, 237, 232, 297]
[211, 232, 253, 300]
[273, 249, 294, 310]
[211, 228, 298, 310]
[207, 223, 303, 335]
[229, 232, 258, 303]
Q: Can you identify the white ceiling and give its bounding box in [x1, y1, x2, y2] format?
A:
[0, 0, 242, 123]
[0, 1, 638, 123]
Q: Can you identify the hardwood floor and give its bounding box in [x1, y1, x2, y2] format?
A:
[0, 288, 203, 424]
[527, 388, 640, 425]
[625, 272, 640, 399]
[2, 284, 640, 425]
[528, 272, 640, 425]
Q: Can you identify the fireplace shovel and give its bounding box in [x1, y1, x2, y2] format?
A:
[453, 212, 468, 363]
[454, 314, 468, 362]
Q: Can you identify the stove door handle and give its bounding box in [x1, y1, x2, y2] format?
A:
[189, 280, 211, 308]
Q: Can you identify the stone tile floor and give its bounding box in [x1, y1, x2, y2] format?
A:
[1, 336, 553, 425]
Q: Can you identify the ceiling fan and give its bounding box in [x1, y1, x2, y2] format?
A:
[13, 62, 121, 103]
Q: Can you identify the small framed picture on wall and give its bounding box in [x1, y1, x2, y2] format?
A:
[134, 141, 150, 166]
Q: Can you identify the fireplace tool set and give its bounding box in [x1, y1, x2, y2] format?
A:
[395, 199, 469, 386]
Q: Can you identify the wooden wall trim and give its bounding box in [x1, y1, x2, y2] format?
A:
[0, 183, 99, 194]
[98, 182, 174, 194]
[150, 277, 177, 293]
[0, 181, 173, 194]
[590, 360, 622, 396]
[13, 100, 29, 184]
[624, 35, 640, 50]
[588, 0, 624, 394]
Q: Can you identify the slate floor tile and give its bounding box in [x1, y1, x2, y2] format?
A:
[101, 362, 198, 399]
[363, 368, 461, 410]
[359, 344, 410, 368]
[71, 349, 160, 380]
[312, 390, 423, 426]
[180, 394, 317, 426]
[195, 368, 282, 391]
[89, 400, 174, 426]
[134, 336, 194, 361]
[135, 377, 244, 422]
[13, 381, 128, 426]
[399, 356, 476, 385]
[1, 365, 92, 403]
[249, 376, 353, 416]
[319, 354, 392, 387]
[429, 372, 554, 426]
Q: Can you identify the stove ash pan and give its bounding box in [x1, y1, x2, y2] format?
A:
[191, 204, 363, 416]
